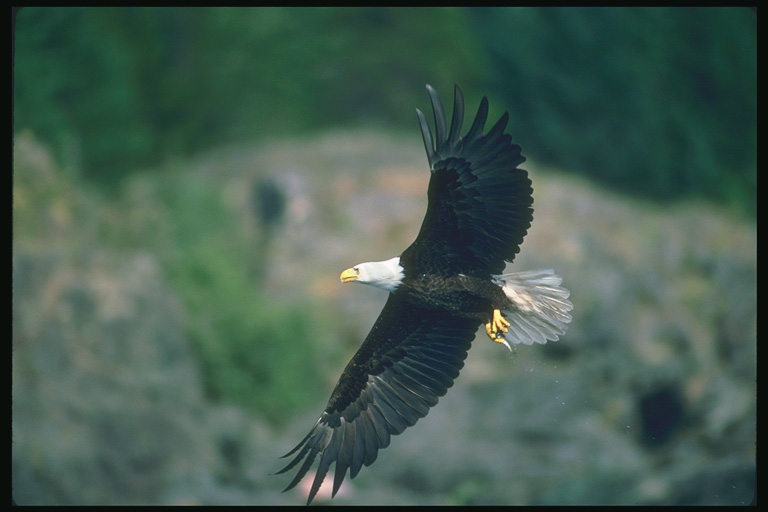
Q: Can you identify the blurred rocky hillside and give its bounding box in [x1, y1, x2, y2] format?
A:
[12, 130, 755, 505]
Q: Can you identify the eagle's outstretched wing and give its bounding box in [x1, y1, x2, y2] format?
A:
[278, 85, 539, 504]
[403, 84, 533, 277]
[276, 295, 478, 504]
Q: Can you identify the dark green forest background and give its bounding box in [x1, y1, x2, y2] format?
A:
[13, 7, 756, 216]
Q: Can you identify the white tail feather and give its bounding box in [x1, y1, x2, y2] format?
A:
[492, 268, 573, 347]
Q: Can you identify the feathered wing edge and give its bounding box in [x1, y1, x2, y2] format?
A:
[417, 84, 478, 169]
[413, 84, 532, 273]
[493, 268, 573, 347]
[417, 84, 517, 173]
[275, 300, 477, 505]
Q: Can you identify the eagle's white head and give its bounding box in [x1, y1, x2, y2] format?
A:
[340, 256, 404, 292]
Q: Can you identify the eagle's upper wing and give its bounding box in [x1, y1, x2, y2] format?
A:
[402, 84, 533, 276]
[276, 294, 478, 504]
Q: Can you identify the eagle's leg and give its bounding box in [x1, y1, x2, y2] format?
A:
[484, 309, 510, 345]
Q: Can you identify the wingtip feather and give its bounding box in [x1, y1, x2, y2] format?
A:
[447, 84, 465, 149]
[426, 84, 447, 149]
[416, 108, 436, 168]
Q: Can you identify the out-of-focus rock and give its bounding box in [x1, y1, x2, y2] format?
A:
[12, 131, 755, 505]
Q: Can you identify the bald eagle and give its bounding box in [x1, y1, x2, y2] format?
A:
[277, 84, 573, 504]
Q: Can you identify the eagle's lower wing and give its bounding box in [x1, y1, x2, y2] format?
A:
[276, 294, 478, 504]
[405, 85, 533, 275]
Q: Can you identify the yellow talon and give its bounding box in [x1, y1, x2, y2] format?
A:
[495, 309, 510, 332]
[485, 321, 495, 339]
[485, 309, 510, 343]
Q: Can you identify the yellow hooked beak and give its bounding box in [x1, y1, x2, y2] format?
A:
[340, 267, 359, 283]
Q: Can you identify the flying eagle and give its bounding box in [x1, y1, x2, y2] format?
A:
[276, 84, 573, 504]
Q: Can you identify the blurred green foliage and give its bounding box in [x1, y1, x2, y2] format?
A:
[13, 7, 483, 185]
[14, 128, 331, 422]
[14, 7, 754, 215]
[468, 7, 756, 216]
[130, 172, 332, 423]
